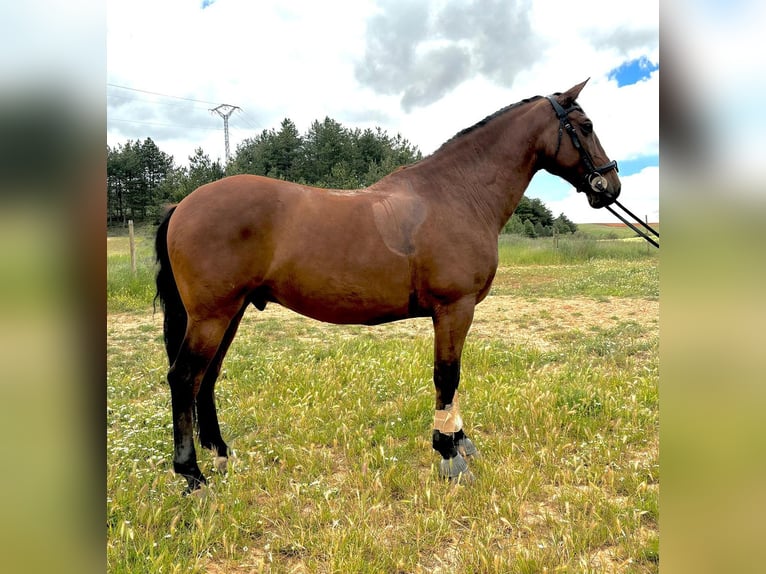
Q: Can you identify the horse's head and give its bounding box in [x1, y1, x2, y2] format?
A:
[541, 79, 621, 209]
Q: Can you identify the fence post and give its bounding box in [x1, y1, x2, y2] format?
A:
[129, 220, 136, 274]
[645, 215, 649, 254]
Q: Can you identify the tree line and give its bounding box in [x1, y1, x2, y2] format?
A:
[106, 116, 576, 234]
[502, 196, 578, 237]
[107, 117, 422, 225]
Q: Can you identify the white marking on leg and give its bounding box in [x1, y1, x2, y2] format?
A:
[433, 390, 463, 434]
[177, 441, 194, 464]
[213, 456, 228, 473]
[189, 485, 208, 500]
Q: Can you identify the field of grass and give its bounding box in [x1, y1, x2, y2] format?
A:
[576, 223, 660, 241]
[107, 225, 658, 572]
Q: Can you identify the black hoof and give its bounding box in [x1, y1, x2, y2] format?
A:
[175, 461, 206, 495]
[439, 453, 475, 484]
[181, 474, 207, 496]
[457, 436, 480, 461]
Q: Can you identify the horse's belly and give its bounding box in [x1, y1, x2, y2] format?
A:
[266, 260, 416, 325]
[278, 297, 410, 325]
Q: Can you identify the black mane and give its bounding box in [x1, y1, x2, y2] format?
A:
[436, 95, 544, 152]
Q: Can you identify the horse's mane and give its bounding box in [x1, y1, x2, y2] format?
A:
[434, 95, 545, 153]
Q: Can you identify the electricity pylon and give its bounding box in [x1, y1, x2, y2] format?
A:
[209, 104, 241, 163]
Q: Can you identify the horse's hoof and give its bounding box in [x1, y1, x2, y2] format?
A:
[457, 436, 480, 461]
[439, 453, 475, 484]
[451, 467, 475, 485]
[182, 482, 205, 496]
[186, 484, 209, 499]
[213, 456, 228, 473]
[180, 472, 207, 496]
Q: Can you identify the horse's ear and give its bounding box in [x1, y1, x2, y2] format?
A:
[558, 78, 590, 107]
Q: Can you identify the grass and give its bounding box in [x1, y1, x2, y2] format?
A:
[576, 223, 659, 241]
[497, 233, 658, 266]
[107, 226, 659, 573]
[107, 228, 158, 313]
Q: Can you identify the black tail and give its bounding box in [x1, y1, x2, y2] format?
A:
[155, 206, 187, 366]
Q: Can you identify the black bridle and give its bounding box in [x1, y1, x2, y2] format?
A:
[547, 95, 619, 193]
[546, 95, 659, 249]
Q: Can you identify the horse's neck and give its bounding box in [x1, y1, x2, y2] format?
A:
[413, 106, 545, 233]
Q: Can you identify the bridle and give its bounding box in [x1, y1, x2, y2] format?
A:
[546, 95, 618, 195]
[546, 95, 659, 249]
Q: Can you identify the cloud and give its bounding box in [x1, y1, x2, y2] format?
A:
[355, 0, 542, 111]
[354, 1, 430, 96]
[591, 27, 659, 57]
[578, 74, 659, 162]
[106, 86, 220, 147]
[401, 44, 472, 111]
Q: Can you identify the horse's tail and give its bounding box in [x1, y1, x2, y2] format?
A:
[155, 205, 187, 366]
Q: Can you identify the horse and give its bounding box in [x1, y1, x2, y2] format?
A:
[155, 79, 620, 493]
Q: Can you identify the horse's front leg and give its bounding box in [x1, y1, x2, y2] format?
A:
[431, 297, 481, 483]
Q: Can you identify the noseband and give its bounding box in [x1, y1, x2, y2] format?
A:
[546, 96, 618, 194]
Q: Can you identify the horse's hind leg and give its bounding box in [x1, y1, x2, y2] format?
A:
[431, 297, 481, 483]
[167, 315, 232, 493]
[196, 304, 247, 473]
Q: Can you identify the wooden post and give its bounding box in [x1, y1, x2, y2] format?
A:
[645, 215, 649, 254]
[129, 220, 136, 274]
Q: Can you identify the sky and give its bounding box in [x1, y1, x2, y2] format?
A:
[107, 0, 659, 223]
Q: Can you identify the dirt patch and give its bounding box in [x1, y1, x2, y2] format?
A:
[107, 296, 658, 353]
[107, 310, 162, 334]
[471, 296, 657, 351]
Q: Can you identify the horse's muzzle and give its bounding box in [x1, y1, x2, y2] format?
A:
[586, 190, 620, 209]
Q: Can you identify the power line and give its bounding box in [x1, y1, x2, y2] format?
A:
[107, 82, 222, 106]
[107, 83, 261, 130]
[107, 93, 213, 111]
[107, 83, 264, 158]
[108, 117, 222, 131]
[238, 110, 262, 131]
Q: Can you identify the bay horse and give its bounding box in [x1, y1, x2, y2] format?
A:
[155, 79, 620, 493]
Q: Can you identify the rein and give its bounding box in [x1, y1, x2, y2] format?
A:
[546, 96, 659, 249]
[604, 201, 660, 248]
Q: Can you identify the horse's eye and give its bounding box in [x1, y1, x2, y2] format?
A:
[581, 122, 593, 135]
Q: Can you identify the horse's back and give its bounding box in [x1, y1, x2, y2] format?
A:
[167, 175, 419, 324]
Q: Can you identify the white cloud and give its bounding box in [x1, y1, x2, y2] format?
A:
[584, 73, 659, 161]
